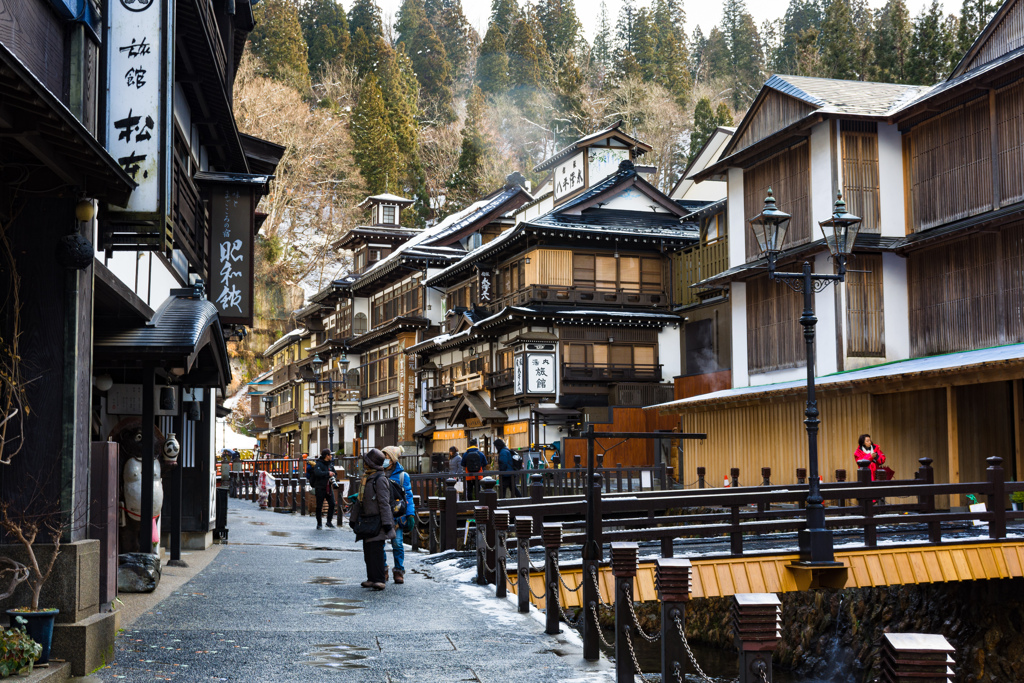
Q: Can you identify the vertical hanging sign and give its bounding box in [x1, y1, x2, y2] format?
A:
[106, 0, 168, 214]
[208, 185, 255, 326]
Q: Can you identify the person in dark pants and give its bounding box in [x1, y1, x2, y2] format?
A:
[309, 449, 338, 529]
[357, 448, 394, 590]
[495, 438, 521, 498]
[462, 439, 485, 500]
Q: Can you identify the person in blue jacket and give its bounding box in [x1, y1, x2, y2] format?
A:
[381, 446, 415, 584]
[495, 438, 521, 498]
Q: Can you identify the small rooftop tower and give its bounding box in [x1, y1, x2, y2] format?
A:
[358, 193, 414, 227]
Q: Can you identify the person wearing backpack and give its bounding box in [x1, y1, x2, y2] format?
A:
[495, 438, 522, 498]
[381, 446, 414, 584]
[462, 438, 485, 500]
[354, 448, 394, 590]
[309, 450, 338, 529]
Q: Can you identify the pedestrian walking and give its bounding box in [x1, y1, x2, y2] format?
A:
[354, 448, 394, 591]
[854, 434, 887, 481]
[448, 446, 463, 474]
[462, 438, 486, 500]
[495, 438, 521, 498]
[381, 446, 415, 584]
[309, 449, 338, 529]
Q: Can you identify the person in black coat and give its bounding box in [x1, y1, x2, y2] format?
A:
[357, 448, 395, 590]
[309, 449, 338, 529]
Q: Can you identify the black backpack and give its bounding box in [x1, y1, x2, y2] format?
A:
[510, 450, 524, 471]
[388, 474, 408, 517]
[463, 449, 482, 473]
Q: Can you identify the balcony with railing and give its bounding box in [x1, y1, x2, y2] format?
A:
[672, 236, 729, 307]
[312, 371, 361, 407]
[427, 384, 455, 402]
[562, 363, 663, 383]
[269, 403, 298, 429]
[494, 284, 670, 310]
[269, 364, 299, 394]
[170, 153, 209, 277]
[485, 368, 514, 389]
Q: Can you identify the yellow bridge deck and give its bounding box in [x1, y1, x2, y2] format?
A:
[510, 541, 1024, 609]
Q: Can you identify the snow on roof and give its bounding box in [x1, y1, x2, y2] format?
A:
[556, 310, 679, 318]
[261, 327, 306, 357]
[652, 342, 1024, 411]
[424, 222, 524, 285]
[357, 193, 414, 208]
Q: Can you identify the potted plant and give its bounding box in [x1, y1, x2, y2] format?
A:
[0, 496, 66, 666]
[1012, 490, 1024, 512]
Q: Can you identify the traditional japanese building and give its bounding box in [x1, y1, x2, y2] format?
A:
[411, 124, 697, 465]
[655, 0, 1024, 502]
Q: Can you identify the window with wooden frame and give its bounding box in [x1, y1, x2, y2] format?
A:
[370, 279, 422, 327]
[841, 122, 880, 234]
[746, 272, 805, 373]
[353, 312, 367, 335]
[845, 254, 885, 357]
[361, 343, 401, 398]
[564, 342, 656, 367]
[743, 142, 811, 260]
[573, 253, 663, 291]
[381, 205, 396, 224]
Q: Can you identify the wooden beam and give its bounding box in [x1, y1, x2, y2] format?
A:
[947, 385, 961, 508]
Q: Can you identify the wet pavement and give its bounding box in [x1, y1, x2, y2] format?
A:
[87, 499, 614, 683]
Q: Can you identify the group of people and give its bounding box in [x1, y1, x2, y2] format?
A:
[446, 438, 525, 499]
[305, 446, 415, 591]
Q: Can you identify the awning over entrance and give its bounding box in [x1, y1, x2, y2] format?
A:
[652, 343, 1024, 414]
[531, 404, 582, 421]
[447, 391, 507, 426]
[0, 42, 134, 205]
[94, 291, 232, 389]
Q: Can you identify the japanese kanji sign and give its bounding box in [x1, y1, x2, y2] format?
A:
[526, 353, 556, 395]
[209, 185, 254, 325]
[554, 152, 585, 200]
[478, 270, 493, 303]
[106, 0, 166, 214]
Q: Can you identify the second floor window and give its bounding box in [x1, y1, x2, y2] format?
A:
[381, 205, 396, 224]
[371, 280, 422, 327]
[572, 254, 663, 292]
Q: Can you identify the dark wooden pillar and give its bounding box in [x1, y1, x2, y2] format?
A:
[166, 405, 185, 566]
[139, 364, 156, 554]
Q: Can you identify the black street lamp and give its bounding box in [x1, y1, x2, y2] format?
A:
[747, 188, 862, 566]
[309, 351, 351, 453]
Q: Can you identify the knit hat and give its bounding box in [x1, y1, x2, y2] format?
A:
[363, 448, 386, 471]
[381, 445, 403, 469]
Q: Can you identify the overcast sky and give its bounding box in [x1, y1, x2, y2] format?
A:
[342, 1, 960, 42]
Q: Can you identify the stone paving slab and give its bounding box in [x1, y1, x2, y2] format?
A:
[81, 499, 613, 683]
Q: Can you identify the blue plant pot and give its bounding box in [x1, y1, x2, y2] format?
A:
[6, 608, 59, 664]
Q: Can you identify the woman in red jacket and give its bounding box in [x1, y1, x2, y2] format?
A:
[854, 434, 886, 480]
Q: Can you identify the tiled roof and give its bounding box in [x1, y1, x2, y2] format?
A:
[766, 74, 931, 117]
[894, 46, 1024, 115]
[532, 209, 698, 239]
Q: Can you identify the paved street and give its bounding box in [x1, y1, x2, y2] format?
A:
[87, 499, 613, 683]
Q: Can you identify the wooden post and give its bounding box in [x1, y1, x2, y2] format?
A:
[494, 510, 509, 599]
[657, 558, 691, 683]
[475, 505, 489, 586]
[616, 463, 623, 493]
[516, 518, 533, 614]
[299, 477, 307, 516]
[733, 593, 782, 683]
[139, 365, 155, 554]
[542, 523, 563, 635]
[611, 542, 639, 683]
[917, 458, 940, 542]
[730, 505, 743, 555]
[882, 633, 955, 682]
[530, 473, 545, 535]
[947, 385, 961, 507]
[731, 467, 740, 488]
[274, 477, 283, 508]
[481, 477, 498, 584]
[582, 472, 603, 662]
[987, 456, 1006, 540]
[428, 497, 439, 554]
[166, 409, 184, 566]
[797, 467, 807, 509]
[697, 467, 706, 489]
[660, 538, 674, 558]
[411, 495, 421, 552]
[1014, 379, 1024, 487]
[759, 467, 771, 513]
[835, 469, 846, 508]
[857, 459, 876, 547]
[443, 477, 458, 551]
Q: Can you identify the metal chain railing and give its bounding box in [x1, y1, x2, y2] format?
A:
[589, 601, 614, 647]
[551, 582, 584, 627]
[623, 627, 658, 683]
[591, 566, 612, 608]
[674, 612, 716, 683]
[624, 584, 660, 643]
[551, 552, 583, 593]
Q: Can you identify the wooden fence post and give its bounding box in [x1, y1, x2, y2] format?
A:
[657, 558, 691, 683]
[734, 593, 781, 683]
[582, 472, 603, 662]
[796, 468, 807, 509]
[475, 505, 490, 586]
[443, 478, 458, 551]
[835, 469, 846, 508]
[916, 458, 939, 542]
[759, 468, 771, 513]
[427, 497, 439, 554]
[697, 467, 706, 489]
[530, 473, 545, 535]
[299, 477, 307, 516]
[494, 510, 509, 599]
[411, 495, 421, 552]
[731, 467, 740, 488]
[481, 477, 499, 584]
[857, 459, 876, 547]
[516, 518, 533, 614]
[611, 542, 639, 683]
[987, 456, 1006, 539]
[542, 523, 563, 636]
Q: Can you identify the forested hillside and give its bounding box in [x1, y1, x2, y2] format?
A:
[231, 0, 999, 379]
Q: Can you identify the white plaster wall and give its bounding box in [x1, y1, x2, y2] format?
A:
[601, 187, 672, 213]
[730, 281, 748, 386]
[810, 122, 834, 228]
[881, 252, 910, 361]
[814, 251, 839, 377]
[727, 167, 746, 268]
[424, 267, 444, 325]
[516, 196, 553, 224]
[679, 179, 727, 202]
[658, 325, 682, 379]
[103, 251, 182, 309]
[353, 294, 369, 320]
[877, 124, 906, 238]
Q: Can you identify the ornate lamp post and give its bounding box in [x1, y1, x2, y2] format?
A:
[262, 394, 273, 456]
[747, 188, 862, 565]
[309, 353, 335, 452]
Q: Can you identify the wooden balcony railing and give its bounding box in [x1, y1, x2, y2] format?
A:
[673, 237, 729, 306]
[562, 363, 662, 383]
[269, 407, 298, 429]
[171, 154, 209, 278]
[427, 384, 455, 402]
[485, 368, 514, 389]
[495, 285, 669, 310]
[269, 365, 299, 393]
